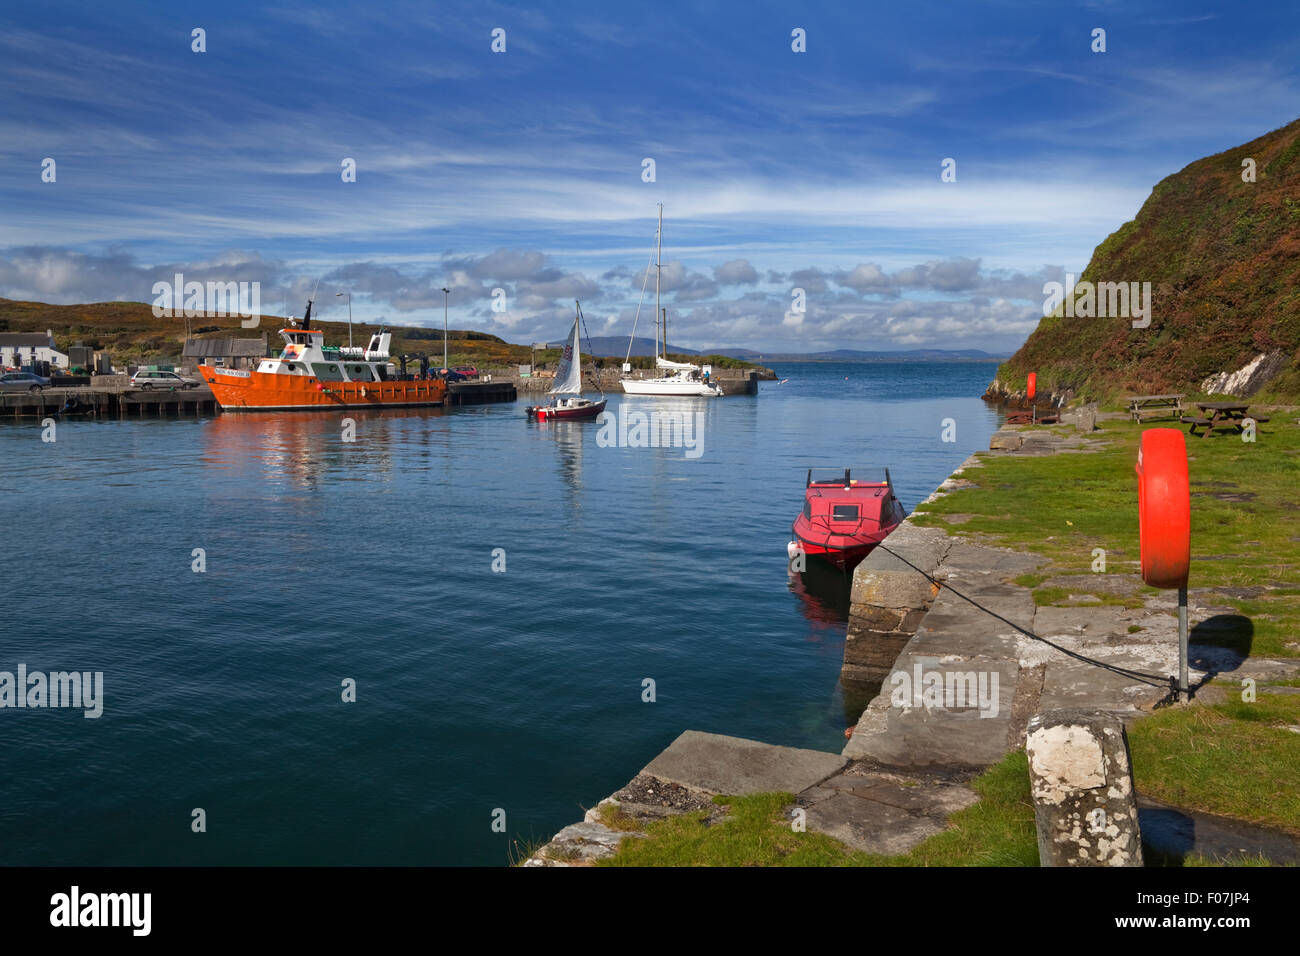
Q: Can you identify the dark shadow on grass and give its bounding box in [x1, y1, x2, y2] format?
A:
[1139, 797, 1300, 866]
[1185, 615, 1254, 694]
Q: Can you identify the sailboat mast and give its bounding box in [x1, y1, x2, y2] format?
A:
[662, 308, 667, 356]
[573, 300, 582, 390]
[655, 203, 662, 363]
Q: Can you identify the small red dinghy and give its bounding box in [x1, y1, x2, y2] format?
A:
[789, 468, 906, 570]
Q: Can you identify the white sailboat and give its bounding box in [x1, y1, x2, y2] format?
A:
[525, 301, 607, 420]
[619, 205, 723, 397]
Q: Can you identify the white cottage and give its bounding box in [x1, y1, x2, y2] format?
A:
[0, 330, 69, 370]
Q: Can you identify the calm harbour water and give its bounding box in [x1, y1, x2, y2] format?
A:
[0, 361, 1000, 865]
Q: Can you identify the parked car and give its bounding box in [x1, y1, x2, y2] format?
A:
[131, 370, 200, 390]
[0, 372, 50, 392]
[451, 365, 478, 378]
[439, 368, 468, 383]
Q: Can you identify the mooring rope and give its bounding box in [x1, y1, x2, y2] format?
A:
[867, 538, 1177, 693]
[800, 512, 1177, 694]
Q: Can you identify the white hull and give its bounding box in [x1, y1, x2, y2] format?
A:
[620, 377, 721, 397]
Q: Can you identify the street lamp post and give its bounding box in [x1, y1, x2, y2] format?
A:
[334, 291, 353, 348]
[441, 287, 450, 372]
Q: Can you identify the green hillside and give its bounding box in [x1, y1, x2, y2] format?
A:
[990, 117, 1300, 403]
[0, 297, 758, 375]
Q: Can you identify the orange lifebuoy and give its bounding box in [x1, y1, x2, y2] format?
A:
[1027, 372, 1037, 400]
[1135, 428, 1190, 589]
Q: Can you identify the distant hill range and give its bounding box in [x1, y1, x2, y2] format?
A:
[990, 116, 1300, 403]
[559, 335, 1004, 362]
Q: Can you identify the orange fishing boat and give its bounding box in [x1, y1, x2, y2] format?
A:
[199, 298, 447, 412]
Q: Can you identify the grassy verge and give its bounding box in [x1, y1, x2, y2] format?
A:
[909, 411, 1300, 834]
[1128, 688, 1300, 834]
[599, 751, 1039, 867]
[911, 414, 1300, 658]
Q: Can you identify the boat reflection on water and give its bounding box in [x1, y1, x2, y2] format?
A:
[788, 557, 852, 630]
[199, 406, 449, 491]
[533, 418, 586, 495]
[788, 555, 881, 726]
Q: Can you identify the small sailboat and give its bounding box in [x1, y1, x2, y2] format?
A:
[526, 301, 607, 421]
[619, 205, 722, 397]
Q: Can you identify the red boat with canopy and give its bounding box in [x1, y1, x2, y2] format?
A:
[789, 468, 906, 570]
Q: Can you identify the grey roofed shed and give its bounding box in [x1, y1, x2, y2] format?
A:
[182, 338, 268, 358]
[0, 333, 54, 347]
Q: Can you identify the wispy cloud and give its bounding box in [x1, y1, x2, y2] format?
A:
[0, 0, 1295, 353]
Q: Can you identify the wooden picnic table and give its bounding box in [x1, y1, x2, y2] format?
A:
[1181, 401, 1270, 438]
[1128, 394, 1184, 422]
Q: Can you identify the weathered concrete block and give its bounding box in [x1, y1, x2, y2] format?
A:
[854, 522, 950, 577]
[848, 605, 904, 632]
[1076, 405, 1097, 433]
[900, 608, 929, 632]
[641, 731, 846, 796]
[1026, 710, 1143, 867]
[989, 431, 1023, 451]
[843, 657, 1020, 767]
[843, 628, 911, 672]
[851, 569, 939, 611]
[840, 663, 887, 690]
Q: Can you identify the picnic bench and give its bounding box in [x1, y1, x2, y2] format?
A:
[1128, 394, 1184, 422]
[1180, 401, 1270, 438]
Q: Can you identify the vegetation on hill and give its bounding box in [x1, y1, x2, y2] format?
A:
[991, 117, 1300, 403]
[0, 297, 527, 368]
[0, 297, 767, 374]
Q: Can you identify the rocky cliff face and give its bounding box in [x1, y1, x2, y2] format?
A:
[1200, 350, 1290, 397]
[991, 117, 1300, 403]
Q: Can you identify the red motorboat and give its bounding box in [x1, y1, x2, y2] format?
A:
[789, 468, 906, 570]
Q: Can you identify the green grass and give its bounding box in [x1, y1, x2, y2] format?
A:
[907, 413, 1300, 844]
[599, 751, 1039, 867]
[596, 801, 645, 832]
[912, 415, 1300, 657]
[1128, 691, 1300, 833]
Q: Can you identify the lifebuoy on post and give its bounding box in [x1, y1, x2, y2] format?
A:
[1135, 428, 1190, 589]
[1027, 372, 1037, 401]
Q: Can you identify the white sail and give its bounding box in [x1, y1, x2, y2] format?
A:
[656, 356, 697, 371]
[550, 315, 582, 394]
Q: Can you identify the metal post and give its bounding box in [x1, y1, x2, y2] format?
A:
[1178, 586, 1189, 700]
[441, 288, 450, 373]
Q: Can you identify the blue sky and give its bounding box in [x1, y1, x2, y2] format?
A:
[1, 0, 1298, 353]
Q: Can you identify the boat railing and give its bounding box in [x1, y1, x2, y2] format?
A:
[805, 467, 892, 488]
